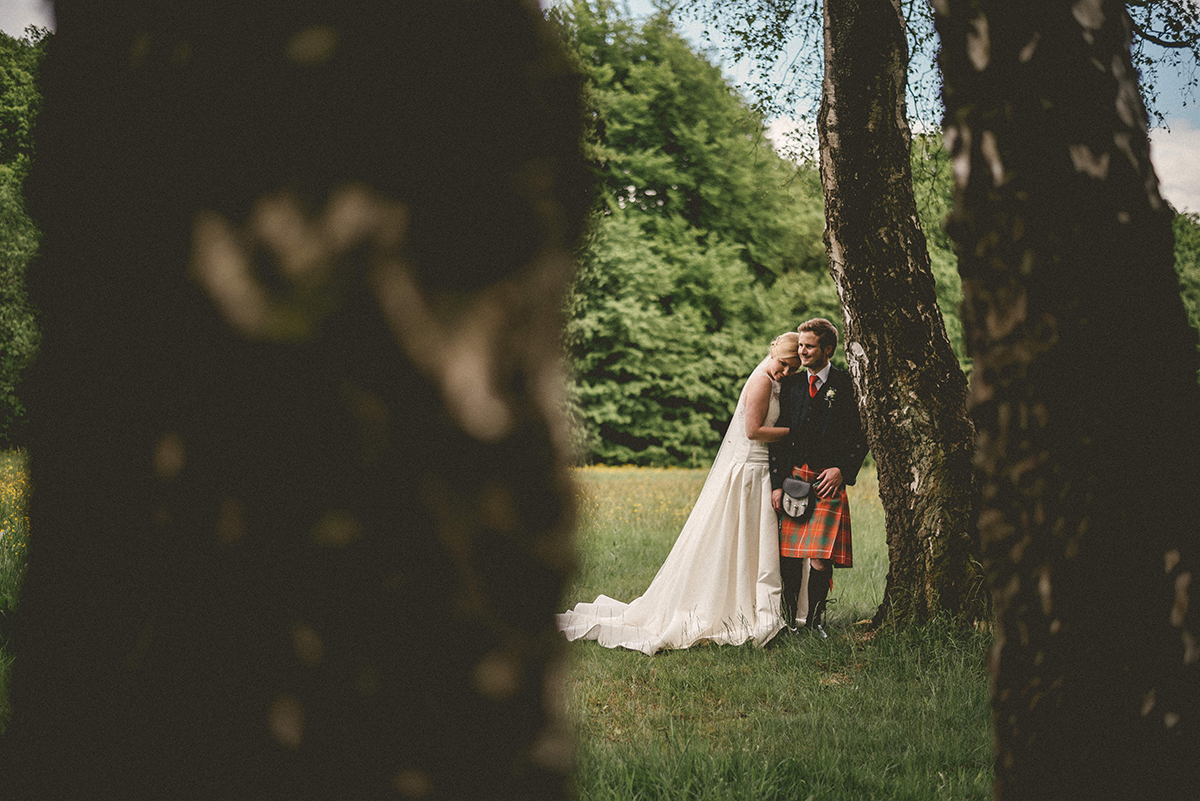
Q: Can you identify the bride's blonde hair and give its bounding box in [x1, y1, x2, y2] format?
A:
[768, 331, 800, 360]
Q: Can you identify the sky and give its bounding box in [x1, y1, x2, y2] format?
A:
[3, 0, 1198, 212]
[609, 0, 1200, 214]
[0, 0, 51, 39]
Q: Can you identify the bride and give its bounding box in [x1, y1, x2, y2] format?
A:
[558, 333, 809, 654]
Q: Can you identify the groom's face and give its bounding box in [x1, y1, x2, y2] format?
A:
[798, 331, 832, 372]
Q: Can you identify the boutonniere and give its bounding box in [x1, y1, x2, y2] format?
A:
[824, 388, 837, 404]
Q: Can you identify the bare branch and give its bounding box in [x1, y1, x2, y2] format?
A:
[1130, 18, 1196, 49]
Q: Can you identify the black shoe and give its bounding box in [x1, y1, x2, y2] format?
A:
[806, 569, 831, 630]
[807, 597, 835, 638]
[805, 607, 827, 638]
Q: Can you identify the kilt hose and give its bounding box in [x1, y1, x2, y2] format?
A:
[779, 464, 852, 568]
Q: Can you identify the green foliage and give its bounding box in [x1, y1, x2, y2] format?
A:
[0, 27, 46, 448]
[1173, 211, 1200, 356]
[911, 132, 970, 373]
[0, 27, 46, 166]
[0, 163, 40, 447]
[551, 1, 841, 464]
[565, 215, 759, 464]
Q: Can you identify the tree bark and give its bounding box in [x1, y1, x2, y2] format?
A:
[936, 0, 1200, 796]
[0, 1, 589, 799]
[820, 0, 984, 626]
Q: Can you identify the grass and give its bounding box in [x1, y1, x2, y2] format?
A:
[0, 449, 30, 733]
[563, 465, 994, 800]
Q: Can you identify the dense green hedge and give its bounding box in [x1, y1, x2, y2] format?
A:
[0, 27, 46, 449]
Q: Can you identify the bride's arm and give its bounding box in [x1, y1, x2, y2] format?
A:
[744, 373, 789, 442]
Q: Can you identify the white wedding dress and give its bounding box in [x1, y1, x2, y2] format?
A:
[558, 359, 805, 655]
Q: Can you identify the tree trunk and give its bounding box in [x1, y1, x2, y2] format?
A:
[936, 0, 1200, 796]
[0, 2, 589, 799]
[820, 0, 984, 626]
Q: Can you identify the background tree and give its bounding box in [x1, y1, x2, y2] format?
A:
[0, 26, 47, 448]
[938, 0, 1200, 795]
[1174, 211, 1200, 349]
[551, 0, 841, 465]
[821, 0, 982, 626]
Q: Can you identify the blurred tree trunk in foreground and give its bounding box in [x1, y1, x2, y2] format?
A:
[0, 1, 589, 799]
[820, 0, 984, 627]
[937, 0, 1200, 796]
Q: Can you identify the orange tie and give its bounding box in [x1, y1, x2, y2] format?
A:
[809, 374, 819, 397]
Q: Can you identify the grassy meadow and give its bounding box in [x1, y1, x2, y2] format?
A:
[563, 465, 994, 800]
[0, 450, 30, 732]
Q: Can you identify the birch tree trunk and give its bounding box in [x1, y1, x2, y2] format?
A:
[936, 0, 1200, 796]
[821, 0, 984, 626]
[0, 1, 588, 798]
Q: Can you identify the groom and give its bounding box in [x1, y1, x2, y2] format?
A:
[769, 318, 868, 636]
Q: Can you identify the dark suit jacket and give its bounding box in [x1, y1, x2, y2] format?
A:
[769, 365, 868, 491]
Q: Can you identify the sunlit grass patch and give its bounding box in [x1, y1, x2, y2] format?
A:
[0, 448, 30, 734]
[566, 466, 709, 604]
[0, 449, 29, 614]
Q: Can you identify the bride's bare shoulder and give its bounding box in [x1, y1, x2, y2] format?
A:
[744, 370, 773, 397]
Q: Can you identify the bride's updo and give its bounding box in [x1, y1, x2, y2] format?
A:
[769, 331, 800, 360]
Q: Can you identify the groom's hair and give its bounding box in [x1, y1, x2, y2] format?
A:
[799, 318, 838, 352]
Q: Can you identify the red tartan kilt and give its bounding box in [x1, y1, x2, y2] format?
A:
[779, 464, 853, 566]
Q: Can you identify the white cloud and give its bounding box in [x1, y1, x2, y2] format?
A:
[1150, 121, 1200, 214]
[765, 117, 817, 163]
[0, 0, 54, 38]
